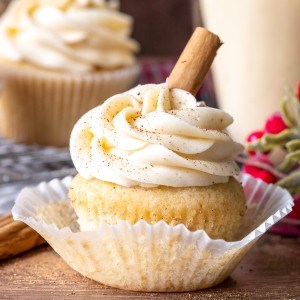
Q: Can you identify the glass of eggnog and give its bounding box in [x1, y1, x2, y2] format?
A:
[199, 0, 300, 143]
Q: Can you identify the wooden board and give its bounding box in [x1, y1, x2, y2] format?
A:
[0, 233, 299, 300]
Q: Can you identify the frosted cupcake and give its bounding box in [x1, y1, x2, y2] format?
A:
[0, 0, 139, 146]
[69, 82, 246, 241]
[12, 28, 294, 292]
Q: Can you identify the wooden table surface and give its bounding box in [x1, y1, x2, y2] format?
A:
[0, 232, 299, 300]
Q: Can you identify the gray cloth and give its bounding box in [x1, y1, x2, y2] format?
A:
[0, 137, 74, 215]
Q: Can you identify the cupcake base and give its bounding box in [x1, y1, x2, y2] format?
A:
[12, 174, 294, 292]
[69, 175, 246, 241]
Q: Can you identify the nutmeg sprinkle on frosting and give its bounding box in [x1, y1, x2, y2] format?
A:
[70, 82, 243, 187]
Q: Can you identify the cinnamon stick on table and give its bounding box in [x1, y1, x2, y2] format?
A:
[0, 213, 46, 260]
[0, 27, 222, 261]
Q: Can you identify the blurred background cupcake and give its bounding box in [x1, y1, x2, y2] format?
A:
[0, 0, 140, 146]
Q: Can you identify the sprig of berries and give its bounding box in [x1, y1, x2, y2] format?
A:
[243, 81, 300, 191]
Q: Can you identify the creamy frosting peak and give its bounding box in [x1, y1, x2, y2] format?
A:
[0, 0, 139, 72]
[70, 83, 244, 187]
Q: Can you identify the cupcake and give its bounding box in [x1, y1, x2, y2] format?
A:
[0, 0, 140, 146]
[12, 27, 294, 292]
[69, 82, 246, 241]
[25, 81, 291, 292]
[13, 168, 293, 292]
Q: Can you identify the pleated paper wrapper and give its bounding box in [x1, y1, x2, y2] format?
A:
[12, 173, 294, 292]
[0, 62, 140, 146]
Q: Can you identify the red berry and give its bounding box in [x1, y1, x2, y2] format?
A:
[256, 170, 277, 183]
[243, 165, 277, 183]
[242, 156, 277, 184]
[297, 81, 300, 100]
[265, 112, 287, 134]
[242, 163, 256, 175]
[247, 130, 265, 142]
[287, 194, 300, 220]
[246, 130, 265, 155]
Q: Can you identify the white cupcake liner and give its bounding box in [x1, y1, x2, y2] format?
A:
[12, 174, 294, 292]
[0, 62, 140, 146]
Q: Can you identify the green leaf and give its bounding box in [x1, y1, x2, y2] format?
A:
[248, 129, 300, 152]
[276, 171, 300, 195]
[281, 97, 295, 128]
[278, 149, 300, 172]
[286, 139, 300, 152]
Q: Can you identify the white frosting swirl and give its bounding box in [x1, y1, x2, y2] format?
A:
[0, 0, 139, 72]
[70, 83, 243, 187]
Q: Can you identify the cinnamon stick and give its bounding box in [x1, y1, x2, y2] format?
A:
[0, 213, 46, 260]
[169, 27, 222, 95]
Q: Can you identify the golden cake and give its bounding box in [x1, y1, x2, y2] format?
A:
[70, 174, 246, 240]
